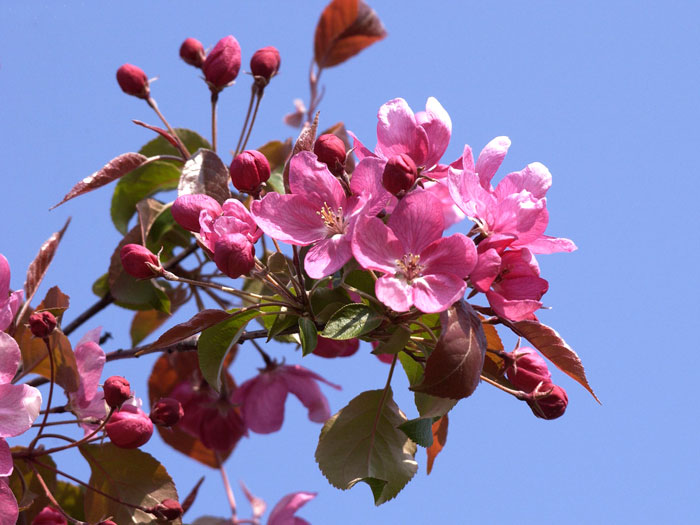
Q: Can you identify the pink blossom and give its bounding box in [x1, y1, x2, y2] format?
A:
[352, 190, 477, 313]
[0, 476, 18, 525]
[251, 151, 368, 279]
[267, 491, 316, 525]
[199, 198, 262, 252]
[312, 336, 359, 358]
[232, 364, 340, 434]
[0, 254, 23, 332]
[67, 327, 108, 433]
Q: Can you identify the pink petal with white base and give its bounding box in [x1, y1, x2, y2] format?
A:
[387, 190, 445, 254]
[0, 383, 42, 438]
[0, 477, 18, 525]
[251, 194, 326, 245]
[289, 152, 346, 209]
[412, 274, 467, 313]
[0, 439, 11, 477]
[475, 136, 511, 189]
[0, 333, 20, 384]
[267, 491, 316, 525]
[448, 146, 494, 219]
[415, 97, 452, 168]
[349, 156, 393, 214]
[351, 216, 404, 274]
[376, 277, 414, 312]
[376, 98, 429, 165]
[73, 340, 105, 408]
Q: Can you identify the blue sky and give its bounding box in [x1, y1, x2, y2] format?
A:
[1, 1, 699, 523]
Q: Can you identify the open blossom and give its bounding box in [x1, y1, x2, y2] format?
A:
[232, 364, 340, 434]
[352, 190, 477, 313]
[252, 151, 368, 279]
[0, 254, 23, 331]
[68, 327, 108, 433]
[268, 491, 316, 525]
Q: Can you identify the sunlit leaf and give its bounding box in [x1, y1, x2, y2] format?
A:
[53, 481, 85, 521]
[139, 128, 211, 161]
[140, 309, 232, 353]
[426, 414, 448, 475]
[257, 139, 293, 172]
[178, 149, 231, 204]
[321, 303, 383, 340]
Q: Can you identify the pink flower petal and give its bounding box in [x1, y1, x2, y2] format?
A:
[0, 333, 20, 384]
[495, 162, 552, 200]
[348, 130, 375, 162]
[421, 234, 477, 280]
[376, 98, 429, 165]
[281, 365, 339, 423]
[412, 274, 467, 313]
[349, 156, 393, 214]
[387, 190, 444, 254]
[351, 216, 403, 274]
[268, 491, 316, 525]
[289, 152, 346, 210]
[423, 178, 465, 228]
[448, 148, 495, 220]
[0, 476, 18, 525]
[475, 136, 511, 189]
[415, 97, 452, 168]
[0, 290, 22, 334]
[0, 439, 11, 477]
[251, 193, 326, 245]
[72, 340, 105, 407]
[525, 235, 577, 254]
[304, 236, 352, 279]
[0, 383, 42, 438]
[0, 255, 9, 298]
[312, 337, 360, 358]
[486, 291, 541, 321]
[375, 276, 413, 312]
[234, 373, 288, 434]
[470, 248, 501, 292]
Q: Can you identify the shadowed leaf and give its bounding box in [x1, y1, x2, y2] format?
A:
[398, 417, 434, 447]
[321, 303, 382, 340]
[258, 139, 293, 172]
[178, 149, 231, 205]
[426, 414, 448, 475]
[283, 112, 319, 192]
[9, 452, 57, 521]
[298, 317, 318, 356]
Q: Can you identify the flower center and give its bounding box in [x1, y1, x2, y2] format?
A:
[395, 253, 424, 283]
[317, 202, 347, 236]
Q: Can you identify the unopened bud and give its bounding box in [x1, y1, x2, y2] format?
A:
[104, 376, 131, 409]
[120, 244, 160, 279]
[214, 234, 255, 279]
[28, 311, 57, 338]
[150, 397, 184, 427]
[106, 404, 153, 449]
[314, 134, 346, 176]
[149, 499, 183, 521]
[203, 35, 242, 90]
[250, 46, 281, 81]
[527, 382, 568, 420]
[230, 150, 271, 195]
[505, 347, 551, 393]
[116, 64, 150, 99]
[31, 506, 66, 524]
[97, 521, 117, 525]
[382, 154, 417, 196]
[180, 37, 205, 68]
[171, 194, 223, 233]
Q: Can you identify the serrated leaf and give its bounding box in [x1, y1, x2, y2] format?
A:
[315, 389, 417, 505]
[198, 310, 260, 391]
[321, 303, 382, 340]
[140, 309, 232, 353]
[52, 153, 149, 209]
[139, 128, 211, 160]
[398, 417, 434, 447]
[397, 353, 458, 418]
[299, 317, 318, 356]
[80, 443, 180, 524]
[178, 149, 231, 204]
[426, 414, 448, 475]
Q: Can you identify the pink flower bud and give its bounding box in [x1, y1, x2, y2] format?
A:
[230, 150, 271, 195]
[105, 404, 154, 449]
[171, 194, 223, 233]
[250, 46, 281, 80]
[313, 336, 359, 358]
[213, 233, 255, 279]
[527, 382, 568, 420]
[505, 347, 551, 392]
[382, 154, 417, 196]
[203, 35, 242, 90]
[98, 521, 117, 525]
[116, 64, 150, 99]
[150, 397, 184, 427]
[104, 376, 131, 408]
[179, 37, 205, 68]
[150, 499, 183, 521]
[28, 311, 57, 338]
[120, 244, 160, 279]
[313, 134, 346, 176]
[31, 506, 66, 525]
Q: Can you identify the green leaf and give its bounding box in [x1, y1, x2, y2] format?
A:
[298, 317, 318, 356]
[266, 306, 299, 341]
[54, 481, 85, 520]
[80, 443, 180, 524]
[321, 303, 383, 340]
[198, 309, 260, 391]
[111, 161, 181, 234]
[398, 351, 458, 418]
[145, 205, 191, 255]
[139, 128, 211, 160]
[315, 389, 418, 505]
[9, 452, 58, 522]
[343, 269, 376, 297]
[398, 417, 435, 447]
[373, 326, 411, 355]
[266, 166, 285, 194]
[309, 285, 350, 323]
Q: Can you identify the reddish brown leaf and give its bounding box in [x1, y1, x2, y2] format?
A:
[426, 414, 448, 475]
[130, 309, 171, 347]
[411, 301, 487, 399]
[178, 149, 231, 205]
[283, 112, 319, 192]
[136, 198, 167, 247]
[314, 0, 387, 69]
[139, 309, 233, 353]
[512, 320, 600, 403]
[132, 120, 184, 154]
[258, 139, 293, 172]
[51, 153, 148, 209]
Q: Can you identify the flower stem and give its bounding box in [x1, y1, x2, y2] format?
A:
[240, 88, 262, 153]
[27, 462, 85, 524]
[216, 454, 237, 519]
[28, 337, 55, 452]
[211, 90, 219, 153]
[235, 85, 257, 156]
[146, 96, 190, 158]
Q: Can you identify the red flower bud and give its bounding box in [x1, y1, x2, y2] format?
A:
[105, 404, 154, 449]
[213, 234, 255, 279]
[171, 194, 223, 233]
[150, 499, 183, 521]
[250, 46, 281, 81]
[104, 376, 131, 408]
[527, 382, 568, 420]
[31, 506, 66, 525]
[179, 37, 205, 68]
[203, 35, 242, 90]
[505, 347, 551, 392]
[120, 244, 160, 279]
[28, 311, 57, 338]
[313, 134, 346, 176]
[230, 150, 271, 195]
[382, 154, 417, 196]
[150, 397, 184, 427]
[116, 64, 150, 99]
[98, 522, 117, 525]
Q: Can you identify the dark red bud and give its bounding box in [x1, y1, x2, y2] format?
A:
[116, 64, 150, 99]
[105, 404, 153, 448]
[527, 382, 568, 420]
[150, 397, 184, 427]
[179, 37, 205, 68]
[382, 154, 417, 196]
[150, 499, 183, 521]
[171, 194, 223, 233]
[505, 347, 551, 392]
[230, 150, 271, 194]
[250, 46, 281, 81]
[28, 311, 57, 338]
[120, 244, 160, 279]
[98, 521, 117, 525]
[203, 35, 242, 90]
[213, 234, 255, 279]
[31, 506, 66, 525]
[104, 376, 131, 409]
[314, 134, 346, 176]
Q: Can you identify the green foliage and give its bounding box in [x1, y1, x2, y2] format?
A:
[321, 303, 383, 340]
[298, 317, 318, 355]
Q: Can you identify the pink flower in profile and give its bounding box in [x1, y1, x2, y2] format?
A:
[267, 491, 316, 525]
[352, 190, 477, 313]
[67, 328, 108, 433]
[251, 151, 369, 279]
[0, 254, 23, 332]
[232, 364, 340, 434]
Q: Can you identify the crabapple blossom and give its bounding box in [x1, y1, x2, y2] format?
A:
[171, 194, 223, 233]
[199, 198, 262, 252]
[116, 64, 149, 99]
[67, 327, 108, 433]
[28, 311, 57, 338]
[267, 491, 316, 525]
[120, 244, 160, 279]
[0, 254, 23, 331]
[527, 382, 568, 420]
[179, 38, 205, 68]
[149, 397, 184, 427]
[104, 376, 132, 408]
[31, 506, 66, 524]
[314, 134, 346, 176]
[230, 150, 271, 195]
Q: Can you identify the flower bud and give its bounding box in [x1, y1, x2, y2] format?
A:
[527, 382, 568, 420]
[382, 154, 417, 196]
[31, 506, 66, 525]
[203, 35, 242, 90]
[116, 64, 150, 99]
[98, 521, 117, 525]
[120, 244, 160, 279]
[230, 150, 271, 195]
[105, 404, 154, 449]
[313, 134, 346, 176]
[505, 347, 551, 392]
[150, 397, 184, 427]
[213, 234, 255, 279]
[28, 311, 57, 338]
[179, 37, 205, 68]
[171, 194, 223, 233]
[104, 376, 131, 408]
[250, 46, 281, 81]
[150, 499, 183, 521]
